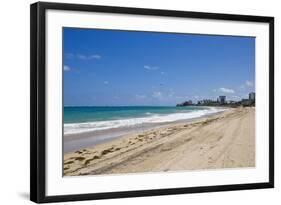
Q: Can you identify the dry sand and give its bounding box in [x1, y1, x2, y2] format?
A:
[64, 107, 255, 176]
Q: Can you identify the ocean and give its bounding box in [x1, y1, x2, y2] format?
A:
[64, 106, 226, 135]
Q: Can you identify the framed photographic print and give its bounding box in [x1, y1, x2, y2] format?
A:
[30, 2, 274, 203]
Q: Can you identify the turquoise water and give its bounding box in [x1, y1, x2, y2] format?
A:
[63, 106, 225, 135]
[64, 106, 206, 123]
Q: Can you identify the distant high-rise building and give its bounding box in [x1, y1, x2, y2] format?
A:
[218, 96, 226, 104]
[249, 92, 255, 101]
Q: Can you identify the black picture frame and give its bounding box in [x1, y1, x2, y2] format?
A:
[30, 1, 274, 203]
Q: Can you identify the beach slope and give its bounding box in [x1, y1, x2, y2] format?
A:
[64, 107, 255, 176]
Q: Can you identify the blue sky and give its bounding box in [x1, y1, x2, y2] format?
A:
[64, 28, 255, 106]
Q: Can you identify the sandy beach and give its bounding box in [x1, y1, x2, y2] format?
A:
[64, 107, 255, 176]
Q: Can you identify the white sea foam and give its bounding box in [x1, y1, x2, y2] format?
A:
[64, 107, 227, 135]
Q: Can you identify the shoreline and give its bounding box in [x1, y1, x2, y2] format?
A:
[64, 107, 255, 176]
[64, 107, 227, 153]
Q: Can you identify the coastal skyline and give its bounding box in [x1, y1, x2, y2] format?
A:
[64, 28, 255, 106]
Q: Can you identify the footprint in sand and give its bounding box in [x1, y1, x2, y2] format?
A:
[161, 147, 172, 152]
[184, 138, 192, 143]
[75, 156, 86, 161]
[81, 149, 92, 154]
[64, 160, 74, 165]
[84, 155, 101, 165]
[210, 145, 216, 149]
[101, 147, 116, 155]
[128, 141, 136, 145]
[147, 134, 155, 139]
[208, 157, 214, 163]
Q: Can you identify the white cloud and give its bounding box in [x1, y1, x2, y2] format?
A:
[219, 87, 235, 94]
[65, 53, 74, 59]
[64, 65, 71, 71]
[168, 92, 174, 97]
[152, 91, 163, 99]
[144, 65, 159, 70]
[67, 53, 102, 60]
[103, 81, 109, 85]
[230, 95, 241, 100]
[175, 95, 190, 99]
[77, 54, 87, 60]
[135, 94, 147, 99]
[90, 54, 101, 59]
[245, 80, 253, 87]
[240, 80, 254, 89]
